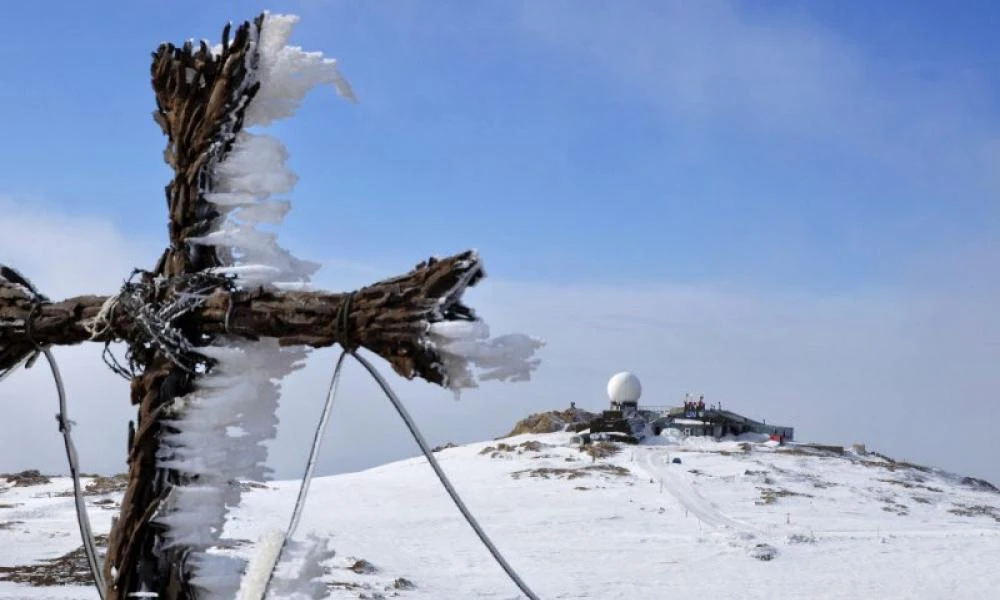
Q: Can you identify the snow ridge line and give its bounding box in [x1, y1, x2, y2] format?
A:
[639, 449, 760, 534]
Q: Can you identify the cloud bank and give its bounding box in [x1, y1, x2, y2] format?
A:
[1, 204, 995, 487]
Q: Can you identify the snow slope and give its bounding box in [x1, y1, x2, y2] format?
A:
[1, 433, 998, 599]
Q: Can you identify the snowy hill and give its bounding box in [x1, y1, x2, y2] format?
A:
[1, 432, 998, 599]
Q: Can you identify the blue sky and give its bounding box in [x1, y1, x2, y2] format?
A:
[2, 0, 997, 289]
[1, 2, 999, 484]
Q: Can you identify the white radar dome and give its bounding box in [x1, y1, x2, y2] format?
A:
[607, 372, 642, 403]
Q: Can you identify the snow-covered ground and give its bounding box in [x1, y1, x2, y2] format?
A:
[2, 433, 998, 599]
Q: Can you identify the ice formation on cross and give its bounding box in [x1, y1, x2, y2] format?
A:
[153, 13, 543, 599]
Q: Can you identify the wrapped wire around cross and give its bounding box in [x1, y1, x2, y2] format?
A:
[87, 270, 238, 379]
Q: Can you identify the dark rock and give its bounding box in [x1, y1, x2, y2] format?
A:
[3, 470, 50, 487]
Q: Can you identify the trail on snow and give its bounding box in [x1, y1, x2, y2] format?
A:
[639, 449, 760, 535]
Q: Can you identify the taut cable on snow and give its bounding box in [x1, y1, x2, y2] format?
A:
[258, 350, 349, 600]
[260, 350, 542, 600]
[351, 351, 542, 600]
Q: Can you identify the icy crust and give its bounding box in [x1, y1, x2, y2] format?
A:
[191, 12, 353, 290]
[419, 254, 544, 391]
[244, 13, 356, 127]
[161, 11, 542, 598]
[238, 534, 336, 600]
[155, 339, 307, 598]
[162, 12, 353, 599]
[237, 529, 285, 600]
[427, 320, 544, 391]
[189, 130, 320, 288]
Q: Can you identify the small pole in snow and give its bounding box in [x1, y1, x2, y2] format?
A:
[786, 512, 790, 525]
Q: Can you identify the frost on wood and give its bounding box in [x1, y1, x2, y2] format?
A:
[157, 12, 351, 598]
[189, 11, 357, 289]
[0, 10, 544, 599]
[2, 251, 545, 390]
[193, 12, 354, 288]
[245, 13, 356, 127]
[154, 339, 306, 540]
[155, 339, 306, 597]
[428, 312, 544, 392]
[415, 253, 544, 392]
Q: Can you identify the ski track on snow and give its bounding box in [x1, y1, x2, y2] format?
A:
[639, 448, 760, 535]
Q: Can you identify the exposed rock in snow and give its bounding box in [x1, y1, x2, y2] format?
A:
[504, 408, 596, 437]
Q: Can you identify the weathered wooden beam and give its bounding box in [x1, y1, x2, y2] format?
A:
[0, 250, 483, 386]
[107, 14, 281, 599]
[1, 12, 527, 599]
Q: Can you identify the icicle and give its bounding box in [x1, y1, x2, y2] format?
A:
[429, 326, 545, 391]
[245, 13, 356, 128]
[160, 12, 356, 599]
[419, 252, 544, 392]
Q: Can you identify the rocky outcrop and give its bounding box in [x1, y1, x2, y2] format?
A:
[504, 408, 596, 437]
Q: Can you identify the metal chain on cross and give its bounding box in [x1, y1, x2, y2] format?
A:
[86, 270, 237, 379]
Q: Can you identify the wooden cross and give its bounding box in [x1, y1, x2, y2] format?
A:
[0, 14, 539, 600]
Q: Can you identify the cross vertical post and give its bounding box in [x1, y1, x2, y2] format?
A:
[1, 13, 541, 600]
[101, 17, 266, 600]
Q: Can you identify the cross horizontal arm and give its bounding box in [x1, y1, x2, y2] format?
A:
[0, 250, 483, 387]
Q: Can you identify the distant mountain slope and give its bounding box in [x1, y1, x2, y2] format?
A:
[2, 433, 998, 599]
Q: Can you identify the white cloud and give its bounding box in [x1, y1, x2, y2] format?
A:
[0, 200, 160, 297]
[1, 203, 996, 487]
[0, 199, 161, 477]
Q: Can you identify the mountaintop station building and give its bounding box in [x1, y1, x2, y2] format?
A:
[652, 403, 794, 442]
[586, 373, 794, 443]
